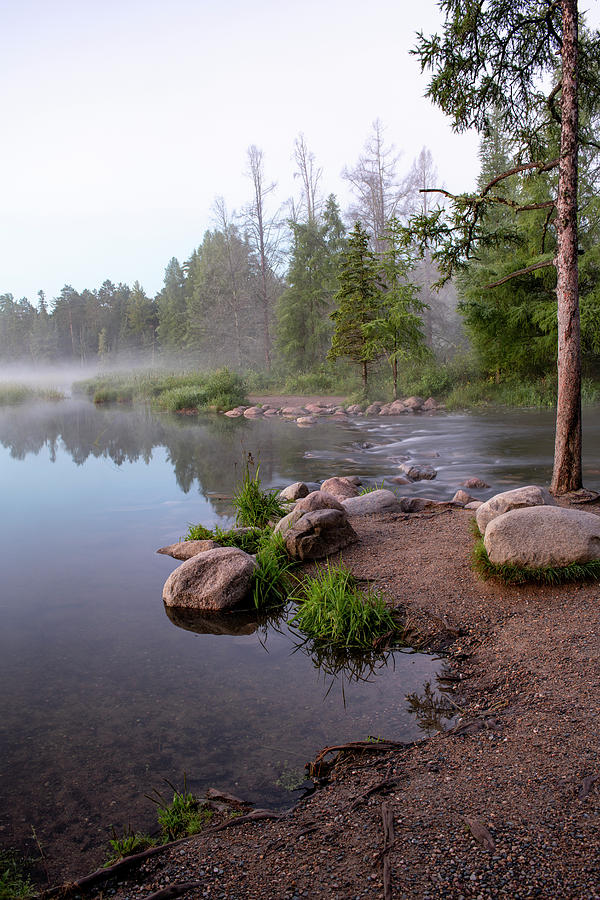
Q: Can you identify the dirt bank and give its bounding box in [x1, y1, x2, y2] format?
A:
[55, 505, 600, 899]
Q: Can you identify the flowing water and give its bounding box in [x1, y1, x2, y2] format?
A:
[1, 398, 599, 875]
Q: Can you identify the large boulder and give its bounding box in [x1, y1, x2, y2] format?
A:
[484, 506, 600, 568]
[157, 539, 218, 560]
[476, 485, 557, 534]
[320, 476, 360, 501]
[273, 507, 306, 536]
[342, 489, 403, 517]
[163, 547, 257, 611]
[284, 508, 358, 560]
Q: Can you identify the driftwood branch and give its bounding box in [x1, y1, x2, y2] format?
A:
[41, 810, 282, 898]
[484, 258, 555, 288]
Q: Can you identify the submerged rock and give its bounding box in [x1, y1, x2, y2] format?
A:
[484, 506, 600, 568]
[461, 477, 490, 489]
[164, 605, 259, 636]
[157, 539, 218, 560]
[399, 463, 437, 481]
[163, 547, 257, 611]
[476, 485, 556, 534]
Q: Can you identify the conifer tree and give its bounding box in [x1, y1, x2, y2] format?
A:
[328, 222, 382, 392]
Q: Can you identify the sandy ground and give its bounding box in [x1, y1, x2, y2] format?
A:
[52, 502, 600, 900]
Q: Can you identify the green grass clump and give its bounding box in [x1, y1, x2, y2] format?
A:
[288, 561, 400, 651]
[147, 779, 213, 842]
[232, 462, 288, 528]
[359, 480, 384, 495]
[471, 523, 600, 585]
[0, 851, 34, 900]
[251, 531, 296, 609]
[184, 522, 265, 555]
[105, 827, 155, 864]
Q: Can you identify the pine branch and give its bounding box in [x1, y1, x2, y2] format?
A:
[484, 258, 555, 288]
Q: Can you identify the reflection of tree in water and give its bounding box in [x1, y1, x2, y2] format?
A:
[405, 681, 456, 736]
[0, 400, 325, 504]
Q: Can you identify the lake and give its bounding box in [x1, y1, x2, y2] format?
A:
[1, 398, 598, 878]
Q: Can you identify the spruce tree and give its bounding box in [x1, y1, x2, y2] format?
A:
[328, 222, 382, 393]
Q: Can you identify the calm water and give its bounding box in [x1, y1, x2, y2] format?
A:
[1, 398, 599, 875]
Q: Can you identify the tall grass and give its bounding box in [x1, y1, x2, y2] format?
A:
[288, 561, 401, 651]
[251, 531, 296, 609]
[232, 461, 288, 528]
[74, 368, 246, 411]
[0, 383, 65, 405]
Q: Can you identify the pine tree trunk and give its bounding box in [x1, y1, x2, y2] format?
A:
[551, 0, 582, 495]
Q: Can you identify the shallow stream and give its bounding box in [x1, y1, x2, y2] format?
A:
[1, 398, 599, 872]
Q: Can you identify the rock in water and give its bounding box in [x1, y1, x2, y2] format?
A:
[279, 481, 309, 501]
[157, 540, 218, 560]
[320, 477, 360, 500]
[484, 506, 600, 568]
[284, 508, 358, 560]
[163, 547, 257, 610]
[476, 485, 556, 534]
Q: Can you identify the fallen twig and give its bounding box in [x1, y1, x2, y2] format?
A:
[141, 882, 204, 900]
[348, 776, 401, 811]
[381, 802, 394, 900]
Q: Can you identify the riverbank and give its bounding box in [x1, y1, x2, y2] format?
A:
[63, 501, 600, 899]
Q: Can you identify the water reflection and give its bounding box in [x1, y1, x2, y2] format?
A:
[2, 398, 600, 878]
[2, 399, 600, 507]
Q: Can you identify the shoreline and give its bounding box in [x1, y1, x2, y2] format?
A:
[55, 503, 600, 899]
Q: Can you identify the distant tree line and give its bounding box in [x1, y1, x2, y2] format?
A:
[2, 105, 599, 394]
[0, 128, 463, 375]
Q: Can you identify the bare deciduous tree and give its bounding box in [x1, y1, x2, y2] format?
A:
[243, 145, 283, 370]
[342, 119, 413, 251]
[293, 133, 323, 225]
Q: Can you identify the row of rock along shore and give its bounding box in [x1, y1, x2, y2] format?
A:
[223, 395, 442, 424]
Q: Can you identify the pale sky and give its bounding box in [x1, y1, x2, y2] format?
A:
[1, 0, 599, 304]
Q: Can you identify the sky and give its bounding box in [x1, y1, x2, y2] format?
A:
[1, 0, 599, 304]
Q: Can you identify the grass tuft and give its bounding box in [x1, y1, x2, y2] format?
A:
[251, 531, 296, 610]
[184, 523, 265, 554]
[146, 777, 213, 842]
[105, 827, 155, 864]
[232, 459, 288, 528]
[0, 851, 34, 900]
[288, 561, 402, 651]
